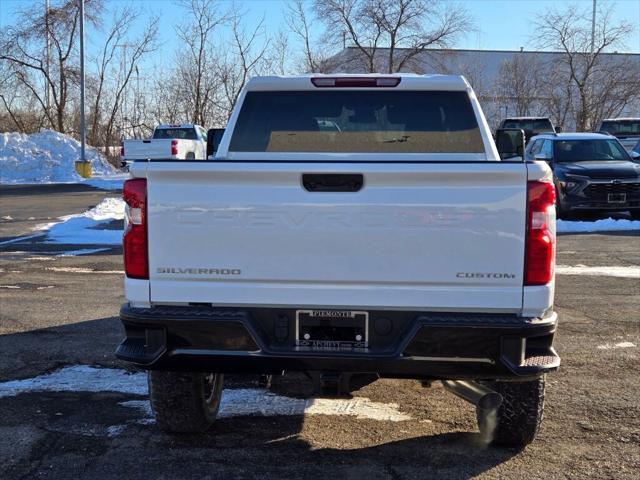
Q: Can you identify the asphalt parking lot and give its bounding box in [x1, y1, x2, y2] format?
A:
[0, 184, 638, 479]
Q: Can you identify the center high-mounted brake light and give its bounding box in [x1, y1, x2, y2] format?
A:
[123, 178, 148, 279]
[311, 77, 401, 88]
[524, 180, 556, 286]
[171, 139, 178, 156]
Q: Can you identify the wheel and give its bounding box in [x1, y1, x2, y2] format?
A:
[476, 377, 545, 447]
[186, 152, 196, 160]
[148, 371, 224, 433]
[554, 189, 566, 220]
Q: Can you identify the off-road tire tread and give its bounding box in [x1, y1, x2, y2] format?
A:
[148, 371, 223, 433]
[477, 377, 545, 447]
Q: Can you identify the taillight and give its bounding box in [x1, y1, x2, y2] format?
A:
[311, 77, 401, 88]
[123, 178, 148, 279]
[171, 139, 178, 155]
[120, 141, 124, 157]
[524, 180, 556, 286]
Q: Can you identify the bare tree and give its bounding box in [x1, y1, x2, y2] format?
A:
[0, 0, 104, 133]
[286, 0, 334, 72]
[497, 53, 543, 117]
[535, 4, 639, 131]
[99, 15, 158, 148]
[175, 0, 228, 126]
[216, 9, 270, 120]
[270, 30, 291, 76]
[88, 6, 151, 145]
[539, 60, 573, 130]
[313, 0, 472, 73]
[0, 66, 28, 132]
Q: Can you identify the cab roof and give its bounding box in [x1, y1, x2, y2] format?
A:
[244, 74, 472, 92]
[502, 117, 552, 120]
[531, 132, 614, 141]
[156, 124, 198, 129]
[601, 117, 640, 122]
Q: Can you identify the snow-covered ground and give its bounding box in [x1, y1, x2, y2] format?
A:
[0, 130, 120, 185]
[557, 218, 640, 233]
[0, 365, 412, 428]
[0, 197, 125, 252]
[36, 197, 125, 246]
[83, 174, 128, 190]
[556, 265, 639, 279]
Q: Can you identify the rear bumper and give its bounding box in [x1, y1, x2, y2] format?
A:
[116, 305, 560, 380]
[562, 202, 640, 213]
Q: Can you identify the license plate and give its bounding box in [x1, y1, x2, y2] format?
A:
[608, 193, 626, 204]
[295, 310, 368, 351]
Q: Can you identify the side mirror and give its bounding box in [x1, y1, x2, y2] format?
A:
[495, 128, 525, 160]
[631, 151, 640, 160]
[534, 153, 552, 163]
[206, 128, 225, 158]
[555, 126, 563, 133]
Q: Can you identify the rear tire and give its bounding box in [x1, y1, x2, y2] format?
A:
[476, 377, 545, 447]
[148, 371, 224, 433]
[186, 152, 196, 160]
[555, 199, 570, 220]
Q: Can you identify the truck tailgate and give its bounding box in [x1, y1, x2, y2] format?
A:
[146, 162, 527, 312]
[124, 139, 171, 159]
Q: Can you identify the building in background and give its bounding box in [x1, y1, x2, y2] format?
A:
[325, 47, 640, 131]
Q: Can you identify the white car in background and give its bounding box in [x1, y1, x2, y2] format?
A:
[120, 124, 208, 167]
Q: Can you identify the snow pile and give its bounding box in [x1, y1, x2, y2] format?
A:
[37, 197, 125, 245]
[557, 218, 640, 233]
[0, 130, 115, 184]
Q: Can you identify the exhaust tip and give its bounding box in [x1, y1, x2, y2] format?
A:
[441, 380, 503, 410]
[477, 392, 503, 410]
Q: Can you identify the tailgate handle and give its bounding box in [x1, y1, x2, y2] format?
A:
[302, 173, 363, 192]
[143, 140, 151, 143]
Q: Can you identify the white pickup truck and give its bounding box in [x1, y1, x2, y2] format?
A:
[120, 124, 208, 167]
[117, 74, 560, 446]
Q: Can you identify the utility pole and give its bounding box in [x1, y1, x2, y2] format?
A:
[79, 0, 86, 164]
[587, 0, 596, 131]
[45, 0, 50, 118]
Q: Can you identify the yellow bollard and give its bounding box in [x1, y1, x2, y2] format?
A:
[75, 161, 92, 178]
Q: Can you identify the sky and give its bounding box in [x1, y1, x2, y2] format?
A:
[1, 0, 639, 74]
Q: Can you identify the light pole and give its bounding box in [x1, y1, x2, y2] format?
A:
[45, 0, 50, 117]
[79, 0, 86, 165]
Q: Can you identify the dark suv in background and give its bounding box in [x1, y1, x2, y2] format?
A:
[525, 133, 640, 219]
[498, 117, 558, 145]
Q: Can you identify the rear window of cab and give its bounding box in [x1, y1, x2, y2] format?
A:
[229, 91, 483, 154]
[153, 128, 197, 140]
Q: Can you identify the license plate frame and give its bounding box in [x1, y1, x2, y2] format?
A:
[295, 310, 369, 351]
[608, 192, 626, 204]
